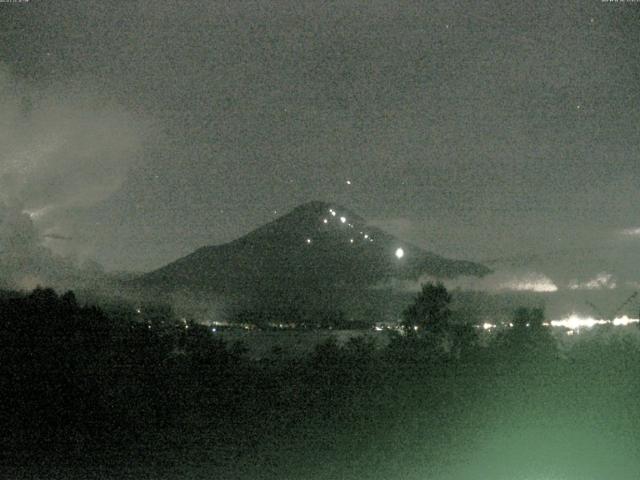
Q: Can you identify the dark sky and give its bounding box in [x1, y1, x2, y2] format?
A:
[1, 0, 639, 281]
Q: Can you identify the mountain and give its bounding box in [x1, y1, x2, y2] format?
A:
[134, 201, 490, 322]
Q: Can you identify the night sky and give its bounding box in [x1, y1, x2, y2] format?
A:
[1, 0, 639, 285]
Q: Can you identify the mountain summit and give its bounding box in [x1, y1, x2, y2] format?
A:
[135, 201, 489, 322]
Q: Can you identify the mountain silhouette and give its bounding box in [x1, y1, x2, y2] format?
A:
[135, 201, 490, 322]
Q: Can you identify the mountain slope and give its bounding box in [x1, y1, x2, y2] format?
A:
[137, 202, 489, 303]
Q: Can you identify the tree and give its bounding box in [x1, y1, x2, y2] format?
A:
[61, 290, 78, 310]
[499, 306, 556, 357]
[401, 281, 452, 334]
[512, 306, 545, 330]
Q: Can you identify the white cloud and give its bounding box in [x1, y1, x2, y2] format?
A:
[497, 273, 558, 292]
[0, 65, 150, 283]
[377, 271, 558, 293]
[568, 272, 617, 290]
[621, 228, 640, 237]
[0, 65, 149, 217]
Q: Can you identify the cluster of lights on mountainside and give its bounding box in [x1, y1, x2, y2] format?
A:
[303, 208, 406, 261]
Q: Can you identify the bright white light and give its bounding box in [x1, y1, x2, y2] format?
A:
[395, 247, 404, 259]
[350, 238, 354, 243]
[340, 216, 346, 223]
[306, 238, 312, 244]
[613, 315, 639, 326]
[550, 314, 605, 330]
[482, 322, 495, 330]
[364, 234, 369, 239]
[330, 210, 336, 216]
[346, 180, 352, 185]
[323, 218, 328, 224]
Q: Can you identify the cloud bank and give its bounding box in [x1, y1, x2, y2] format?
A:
[568, 272, 617, 291]
[0, 66, 148, 287]
[378, 270, 559, 294]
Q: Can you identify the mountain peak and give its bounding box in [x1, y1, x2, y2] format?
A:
[236, 201, 367, 246]
[280, 201, 364, 225]
[289, 200, 355, 215]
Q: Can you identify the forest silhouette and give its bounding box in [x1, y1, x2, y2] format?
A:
[2, 285, 640, 479]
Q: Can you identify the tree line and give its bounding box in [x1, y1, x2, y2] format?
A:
[1, 284, 634, 479]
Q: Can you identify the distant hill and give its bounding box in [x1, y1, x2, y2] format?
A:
[134, 201, 490, 323]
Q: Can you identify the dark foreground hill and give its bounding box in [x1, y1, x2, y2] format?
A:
[135, 201, 490, 322]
